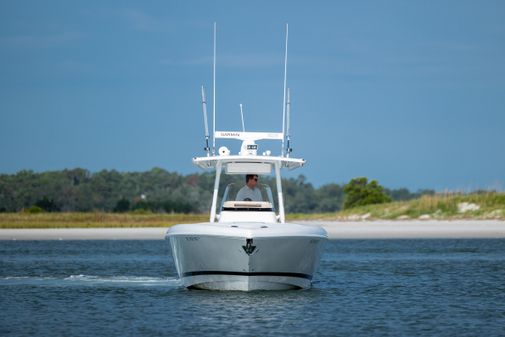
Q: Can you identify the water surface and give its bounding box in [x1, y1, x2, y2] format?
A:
[1, 239, 505, 336]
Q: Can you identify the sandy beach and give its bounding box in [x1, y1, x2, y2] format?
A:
[1, 220, 505, 240]
[301, 220, 505, 239]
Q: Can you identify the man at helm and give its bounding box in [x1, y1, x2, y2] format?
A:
[236, 174, 262, 201]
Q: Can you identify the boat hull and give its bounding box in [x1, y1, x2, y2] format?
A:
[166, 223, 327, 291]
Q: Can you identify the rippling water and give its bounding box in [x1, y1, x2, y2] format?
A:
[1, 239, 505, 336]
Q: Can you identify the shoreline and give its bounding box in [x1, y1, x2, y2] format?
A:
[301, 220, 505, 239]
[1, 220, 505, 240]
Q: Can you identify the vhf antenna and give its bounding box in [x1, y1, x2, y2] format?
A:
[212, 22, 217, 155]
[286, 88, 292, 156]
[281, 23, 289, 157]
[201, 86, 210, 156]
[239, 103, 246, 132]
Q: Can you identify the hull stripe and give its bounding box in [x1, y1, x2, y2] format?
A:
[182, 271, 312, 280]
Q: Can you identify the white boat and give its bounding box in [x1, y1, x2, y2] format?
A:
[166, 24, 327, 291]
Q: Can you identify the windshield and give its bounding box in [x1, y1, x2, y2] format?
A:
[220, 183, 276, 211]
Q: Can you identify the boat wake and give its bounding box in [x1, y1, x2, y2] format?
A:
[0, 275, 182, 288]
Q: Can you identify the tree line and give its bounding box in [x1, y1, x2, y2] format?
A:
[0, 168, 434, 213]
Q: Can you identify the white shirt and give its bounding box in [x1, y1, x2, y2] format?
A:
[236, 185, 263, 201]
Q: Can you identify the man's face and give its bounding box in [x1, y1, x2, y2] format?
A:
[247, 175, 258, 188]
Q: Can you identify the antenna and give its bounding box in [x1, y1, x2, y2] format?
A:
[286, 88, 292, 156]
[239, 103, 246, 132]
[281, 23, 289, 157]
[201, 86, 210, 156]
[212, 22, 217, 155]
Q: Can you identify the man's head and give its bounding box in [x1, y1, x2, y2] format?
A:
[245, 174, 258, 188]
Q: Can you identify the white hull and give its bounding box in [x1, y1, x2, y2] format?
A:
[166, 222, 327, 291]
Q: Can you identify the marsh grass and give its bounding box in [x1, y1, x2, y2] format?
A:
[286, 192, 505, 221]
[0, 212, 208, 229]
[329, 192, 505, 220]
[1, 192, 504, 228]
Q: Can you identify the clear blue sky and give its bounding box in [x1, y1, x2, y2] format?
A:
[1, 1, 504, 191]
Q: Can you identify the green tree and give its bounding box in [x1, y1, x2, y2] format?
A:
[113, 198, 130, 213]
[315, 183, 344, 212]
[283, 175, 318, 213]
[35, 196, 60, 212]
[343, 177, 391, 209]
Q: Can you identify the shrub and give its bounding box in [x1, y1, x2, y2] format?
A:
[25, 205, 44, 214]
[343, 177, 391, 209]
[113, 198, 130, 213]
[35, 196, 60, 212]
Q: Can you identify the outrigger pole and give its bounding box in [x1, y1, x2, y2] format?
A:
[207, 23, 292, 157]
[286, 88, 292, 156]
[212, 22, 217, 155]
[281, 23, 289, 157]
[239, 103, 246, 132]
[201, 86, 210, 156]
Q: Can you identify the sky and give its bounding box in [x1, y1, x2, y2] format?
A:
[0, 0, 504, 191]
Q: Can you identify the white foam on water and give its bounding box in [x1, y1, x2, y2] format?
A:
[3, 276, 57, 280]
[64, 274, 182, 286]
[0, 275, 182, 288]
